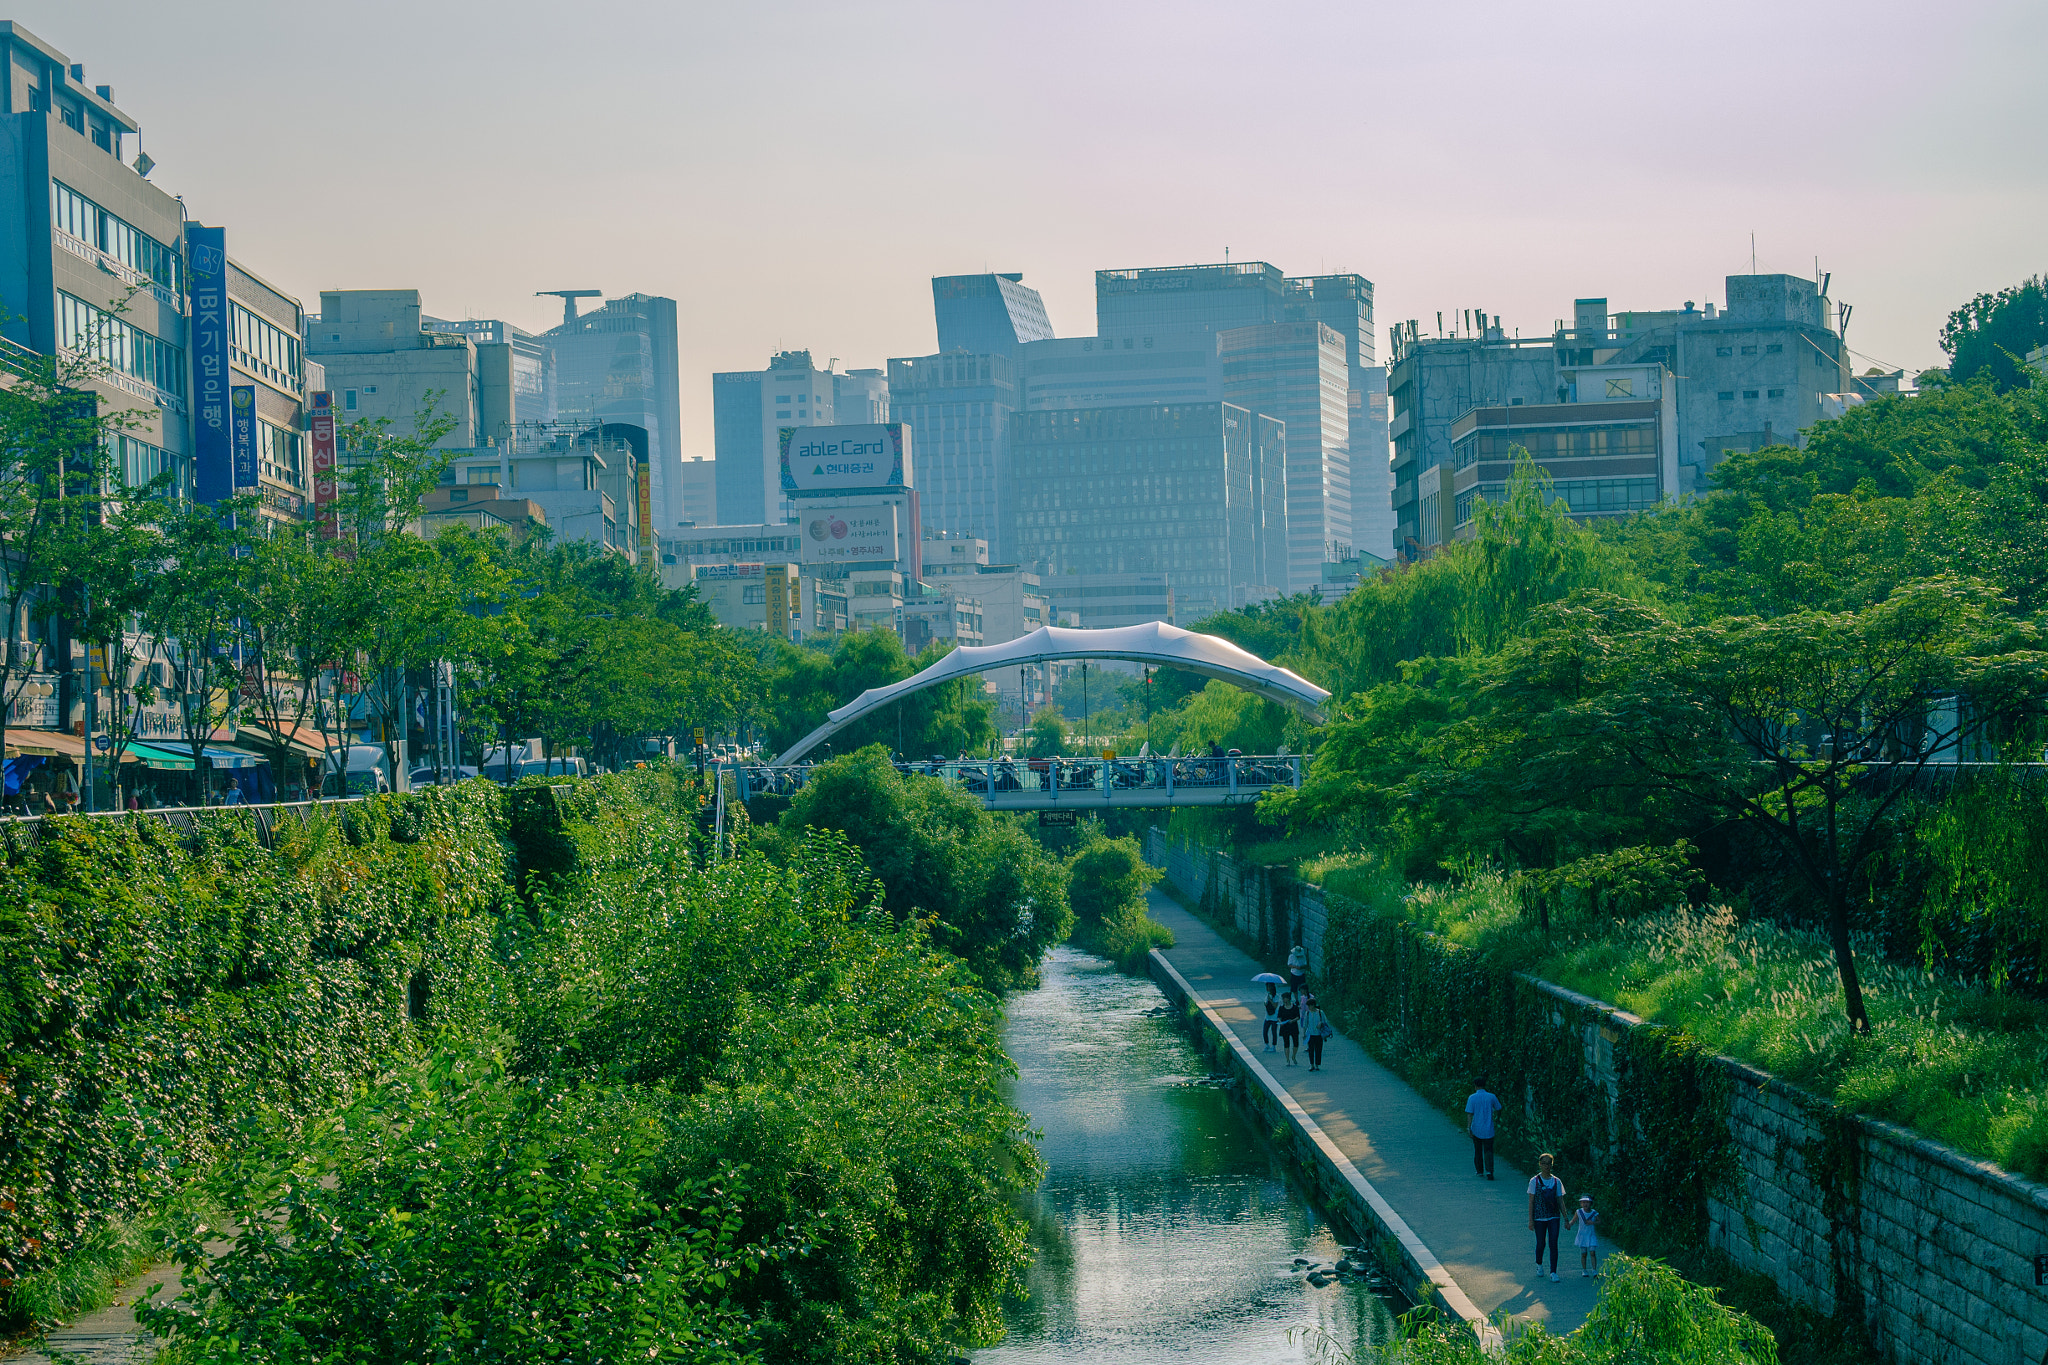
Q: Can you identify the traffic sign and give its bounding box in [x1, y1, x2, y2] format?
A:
[692, 727, 706, 747]
[92, 733, 112, 752]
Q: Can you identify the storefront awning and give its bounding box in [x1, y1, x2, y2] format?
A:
[201, 744, 269, 769]
[5, 729, 89, 760]
[237, 723, 333, 761]
[126, 741, 197, 771]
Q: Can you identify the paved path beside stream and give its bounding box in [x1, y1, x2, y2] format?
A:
[1149, 889, 1599, 1337]
[2, 1263, 180, 1364]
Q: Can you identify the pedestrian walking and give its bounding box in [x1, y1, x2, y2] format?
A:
[1302, 994, 1334, 1071]
[1528, 1153, 1565, 1282]
[1262, 982, 1280, 1053]
[1569, 1195, 1601, 1276]
[1277, 991, 1301, 1066]
[1286, 942, 1308, 996]
[1465, 1079, 1502, 1179]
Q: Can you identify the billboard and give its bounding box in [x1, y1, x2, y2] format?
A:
[779, 424, 910, 496]
[186, 225, 231, 503]
[799, 502, 899, 565]
[229, 385, 258, 489]
[637, 463, 653, 546]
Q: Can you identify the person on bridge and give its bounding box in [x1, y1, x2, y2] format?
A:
[1466, 1079, 1502, 1179]
[1277, 991, 1301, 1066]
[1529, 1153, 1566, 1282]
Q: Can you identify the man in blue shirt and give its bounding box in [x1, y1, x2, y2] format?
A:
[1465, 1079, 1503, 1180]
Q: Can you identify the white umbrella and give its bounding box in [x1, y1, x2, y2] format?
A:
[1252, 972, 1286, 985]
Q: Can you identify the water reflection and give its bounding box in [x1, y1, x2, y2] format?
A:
[979, 947, 1402, 1364]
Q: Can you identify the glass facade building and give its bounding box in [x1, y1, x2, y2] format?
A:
[545, 294, 682, 530]
[1217, 322, 1350, 592]
[887, 350, 1016, 559]
[1096, 261, 1289, 337]
[711, 350, 837, 527]
[1009, 403, 1286, 624]
[933, 272, 1054, 362]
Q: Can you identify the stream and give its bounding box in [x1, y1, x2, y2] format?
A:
[976, 946, 1404, 1363]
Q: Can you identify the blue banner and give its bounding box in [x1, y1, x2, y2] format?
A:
[230, 385, 257, 489]
[186, 225, 231, 503]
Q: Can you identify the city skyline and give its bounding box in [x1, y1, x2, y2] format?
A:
[19, 0, 2045, 455]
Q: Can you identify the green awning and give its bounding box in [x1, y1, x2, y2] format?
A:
[126, 742, 196, 771]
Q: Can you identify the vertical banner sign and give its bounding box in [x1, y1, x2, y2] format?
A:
[308, 391, 337, 531]
[637, 462, 653, 547]
[185, 226, 231, 504]
[229, 385, 258, 489]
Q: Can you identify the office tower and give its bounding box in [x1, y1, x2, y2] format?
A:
[1285, 274, 1389, 558]
[886, 350, 1017, 557]
[310, 290, 516, 450]
[677, 456, 716, 525]
[712, 349, 839, 526]
[545, 293, 683, 530]
[834, 367, 889, 425]
[1009, 403, 1286, 624]
[425, 315, 555, 425]
[933, 272, 1054, 363]
[1218, 322, 1350, 592]
[1096, 260, 1288, 337]
[1018, 332, 1223, 410]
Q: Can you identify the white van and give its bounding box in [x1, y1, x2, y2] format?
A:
[323, 745, 391, 795]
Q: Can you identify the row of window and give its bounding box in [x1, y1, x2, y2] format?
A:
[58, 292, 186, 397]
[1454, 476, 1661, 527]
[1450, 425, 1656, 469]
[231, 301, 302, 390]
[111, 433, 190, 497]
[261, 422, 303, 486]
[51, 182, 181, 291]
[1718, 389, 1786, 401]
[1714, 344, 1785, 357]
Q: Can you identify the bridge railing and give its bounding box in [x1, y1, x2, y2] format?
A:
[733, 755, 1302, 806]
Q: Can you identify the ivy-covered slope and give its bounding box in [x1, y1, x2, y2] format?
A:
[0, 786, 519, 1304]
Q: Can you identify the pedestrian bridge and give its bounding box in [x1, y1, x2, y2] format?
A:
[733, 753, 1303, 811]
[772, 621, 1331, 767]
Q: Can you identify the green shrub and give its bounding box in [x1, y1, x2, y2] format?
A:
[1064, 829, 1171, 973]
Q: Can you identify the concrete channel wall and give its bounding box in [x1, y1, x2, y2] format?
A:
[1145, 829, 2048, 1365]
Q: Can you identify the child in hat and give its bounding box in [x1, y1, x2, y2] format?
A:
[1569, 1194, 1600, 1276]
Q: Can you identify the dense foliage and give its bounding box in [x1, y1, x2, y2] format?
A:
[1939, 273, 2048, 393]
[140, 776, 1037, 1362]
[0, 786, 517, 1319]
[768, 747, 1070, 989]
[1062, 825, 1171, 972]
[758, 629, 998, 759]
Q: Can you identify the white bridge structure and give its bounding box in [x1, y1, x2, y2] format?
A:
[741, 622, 1330, 811]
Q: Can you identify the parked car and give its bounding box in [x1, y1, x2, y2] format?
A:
[323, 745, 391, 795]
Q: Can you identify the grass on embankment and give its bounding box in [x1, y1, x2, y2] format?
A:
[1311, 856, 2048, 1181]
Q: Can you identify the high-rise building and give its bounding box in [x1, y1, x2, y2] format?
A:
[677, 455, 716, 526]
[833, 367, 889, 424]
[886, 351, 1017, 557]
[1096, 260, 1289, 337]
[544, 293, 682, 531]
[1283, 274, 1387, 559]
[1218, 322, 1349, 592]
[1010, 403, 1286, 625]
[1018, 332, 1223, 411]
[932, 272, 1054, 363]
[425, 315, 554, 426]
[712, 349, 838, 526]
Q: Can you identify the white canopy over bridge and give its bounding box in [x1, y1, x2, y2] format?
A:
[774, 621, 1330, 764]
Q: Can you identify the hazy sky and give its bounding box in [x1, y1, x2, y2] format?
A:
[33, 0, 2047, 449]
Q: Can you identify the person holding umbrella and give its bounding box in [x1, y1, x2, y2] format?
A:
[1254, 974, 1285, 1052]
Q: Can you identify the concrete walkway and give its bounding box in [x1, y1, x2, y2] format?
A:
[1, 1262, 180, 1364]
[1149, 889, 1599, 1336]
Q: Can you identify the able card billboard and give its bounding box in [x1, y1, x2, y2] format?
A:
[799, 502, 899, 565]
[779, 424, 911, 497]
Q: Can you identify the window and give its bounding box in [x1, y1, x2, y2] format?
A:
[57, 292, 185, 396]
[1718, 391, 1735, 401]
[111, 433, 188, 498]
[1715, 346, 1733, 357]
[1767, 388, 1784, 399]
[1605, 377, 1633, 398]
[344, 389, 358, 410]
[1766, 344, 1783, 354]
[230, 302, 302, 390]
[1743, 390, 1759, 399]
[1740, 346, 1758, 356]
[363, 385, 377, 394]
[259, 421, 303, 486]
[51, 182, 180, 290]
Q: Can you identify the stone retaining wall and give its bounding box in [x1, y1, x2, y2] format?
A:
[1148, 830, 2048, 1365]
[1150, 831, 1328, 975]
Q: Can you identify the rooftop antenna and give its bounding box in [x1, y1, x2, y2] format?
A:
[1750, 233, 1756, 276]
[536, 289, 602, 329]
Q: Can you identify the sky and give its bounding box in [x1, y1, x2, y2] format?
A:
[31, 0, 2048, 450]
